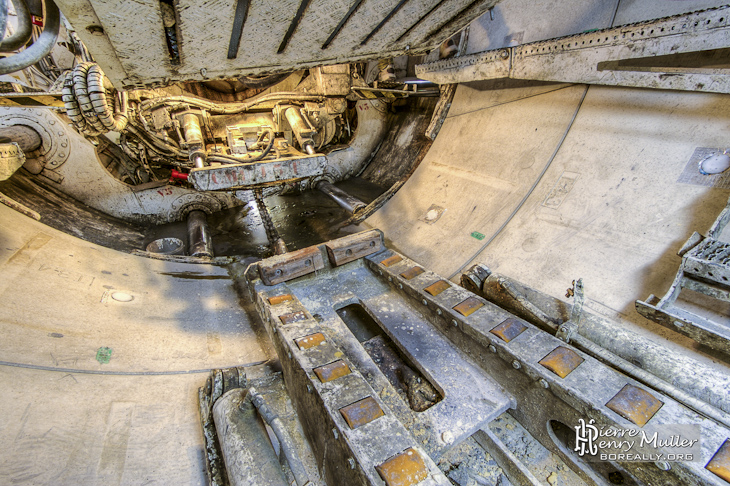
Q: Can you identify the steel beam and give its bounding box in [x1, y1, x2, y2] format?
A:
[416, 5, 730, 94]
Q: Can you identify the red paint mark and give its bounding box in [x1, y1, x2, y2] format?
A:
[157, 187, 174, 197]
[358, 104, 369, 111]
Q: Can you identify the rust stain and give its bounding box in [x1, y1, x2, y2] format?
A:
[539, 346, 584, 378]
[313, 360, 351, 382]
[339, 396, 384, 429]
[490, 318, 527, 343]
[376, 447, 429, 486]
[424, 280, 450, 296]
[453, 296, 484, 317]
[268, 294, 294, 305]
[606, 384, 663, 427]
[279, 311, 308, 325]
[295, 333, 326, 350]
[380, 255, 403, 267]
[400, 266, 425, 280]
[707, 439, 730, 482]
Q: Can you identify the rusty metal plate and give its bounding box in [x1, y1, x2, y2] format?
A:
[268, 294, 294, 305]
[453, 296, 485, 317]
[381, 255, 403, 267]
[400, 266, 425, 280]
[539, 346, 584, 378]
[325, 229, 383, 266]
[606, 384, 663, 427]
[489, 318, 527, 343]
[189, 155, 326, 191]
[313, 360, 351, 383]
[258, 246, 325, 286]
[376, 448, 429, 486]
[280, 311, 308, 325]
[707, 439, 730, 482]
[339, 396, 385, 429]
[295, 333, 326, 350]
[424, 280, 451, 296]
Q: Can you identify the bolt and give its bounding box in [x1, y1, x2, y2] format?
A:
[673, 320, 684, 328]
[287, 351, 291, 359]
[500, 49, 510, 59]
[539, 379, 549, 389]
[332, 428, 339, 439]
[489, 344, 496, 353]
[436, 309, 442, 316]
[200, 68, 208, 77]
[388, 276, 392, 282]
[348, 458, 356, 469]
[307, 384, 312, 393]
[422, 299, 428, 306]
[398, 283, 403, 289]
[655, 461, 671, 471]
[441, 431, 454, 444]
[512, 360, 521, 369]
[453, 320, 458, 327]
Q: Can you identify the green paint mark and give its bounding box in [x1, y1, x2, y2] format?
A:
[96, 347, 113, 364]
[471, 231, 486, 241]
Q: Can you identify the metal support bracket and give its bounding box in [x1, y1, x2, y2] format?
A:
[416, 5, 730, 94]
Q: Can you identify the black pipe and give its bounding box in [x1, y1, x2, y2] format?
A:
[316, 180, 366, 215]
[187, 210, 213, 258]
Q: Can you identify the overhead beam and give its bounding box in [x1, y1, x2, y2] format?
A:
[416, 5, 730, 94]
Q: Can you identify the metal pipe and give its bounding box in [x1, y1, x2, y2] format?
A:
[0, 0, 59, 75]
[0, 0, 32, 52]
[284, 106, 316, 154]
[187, 210, 213, 258]
[247, 387, 310, 486]
[316, 180, 366, 214]
[0, 125, 41, 152]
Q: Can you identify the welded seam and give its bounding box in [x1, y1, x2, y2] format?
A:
[0, 359, 269, 376]
[448, 85, 589, 280]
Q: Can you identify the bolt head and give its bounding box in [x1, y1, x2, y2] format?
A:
[348, 458, 356, 469]
[441, 431, 454, 444]
[512, 360, 521, 369]
[539, 379, 549, 389]
[488, 344, 496, 353]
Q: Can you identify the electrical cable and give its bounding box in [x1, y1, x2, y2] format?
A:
[448, 85, 589, 280]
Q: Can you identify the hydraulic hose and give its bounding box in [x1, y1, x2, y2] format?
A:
[0, 0, 31, 52]
[0, 0, 59, 75]
[140, 93, 324, 115]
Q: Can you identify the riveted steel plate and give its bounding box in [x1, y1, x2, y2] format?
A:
[189, 155, 326, 191]
[424, 280, 451, 296]
[294, 332, 326, 350]
[400, 266, 425, 280]
[375, 447, 429, 486]
[280, 311, 309, 325]
[453, 296, 485, 317]
[381, 255, 403, 267]
[539, 346, 584, 378]
[268, 294, 294, 305]
[707, 439, 730, 482]
[339, 396, 384, 429]
[489, 317, 527, 343]
[313, 360, 351, 383]
[606, 384, 663, 427]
